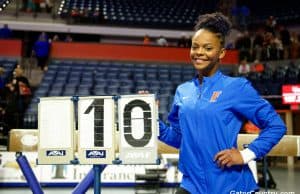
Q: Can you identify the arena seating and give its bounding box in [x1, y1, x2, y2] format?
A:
[22, 59, 300, 128]
[58, 0, 218, 29]
[244, 0, 300, 26]
[23, 60, 231, 127]
[59, 0, 101, 19]
[58, 0, 300, 29]
[244, 63, 300, 96]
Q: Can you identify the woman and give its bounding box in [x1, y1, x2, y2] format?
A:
[159, 13, 286, 194]
[5, 66, 31, 130]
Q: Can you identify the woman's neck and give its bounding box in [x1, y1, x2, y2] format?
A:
[197, 68, 218, 83]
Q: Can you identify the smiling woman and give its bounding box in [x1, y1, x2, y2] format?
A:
[158, 12, 286, 194]
[190, 29, 226, 77]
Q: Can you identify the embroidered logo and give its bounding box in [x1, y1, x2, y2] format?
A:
[210, 91, 222, 102]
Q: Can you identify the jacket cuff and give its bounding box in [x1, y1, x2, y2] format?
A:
[240, 148, 256, 164]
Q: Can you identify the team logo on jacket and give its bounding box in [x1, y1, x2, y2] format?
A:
[210, 91, 222, 102]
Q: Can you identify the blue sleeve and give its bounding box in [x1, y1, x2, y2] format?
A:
[158, 89, 182, 149]
[233, 79, 286, 159]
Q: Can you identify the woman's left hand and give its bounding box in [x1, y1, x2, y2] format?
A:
[214, 148, 244, 168]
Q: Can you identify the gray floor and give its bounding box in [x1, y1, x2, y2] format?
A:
[265, 166, 300, 193]
[252, 156, 300, 193]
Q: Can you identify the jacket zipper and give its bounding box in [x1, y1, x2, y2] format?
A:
[198, 82, 203, 99]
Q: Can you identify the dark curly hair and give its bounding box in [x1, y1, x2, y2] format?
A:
[194, 12, 232, 46]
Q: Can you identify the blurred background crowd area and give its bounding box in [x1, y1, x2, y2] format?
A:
[0, 0, 299, 61]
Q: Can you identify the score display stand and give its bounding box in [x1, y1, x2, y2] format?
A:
[16, 152, 44, 194]
[33, 94, 159, 194]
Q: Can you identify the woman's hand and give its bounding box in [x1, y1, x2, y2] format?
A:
[138, 90, 160, 106]
[138, 90, 149, 95]
[5, 83, 15, 91]
[214, 147, 244, 168]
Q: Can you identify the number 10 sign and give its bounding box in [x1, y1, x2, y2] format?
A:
[38, 94, 158, 165]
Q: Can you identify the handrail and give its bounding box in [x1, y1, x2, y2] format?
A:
[8, 129, 300, 157]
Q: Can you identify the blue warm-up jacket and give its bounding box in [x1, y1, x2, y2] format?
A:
[159, 70, 286, 194]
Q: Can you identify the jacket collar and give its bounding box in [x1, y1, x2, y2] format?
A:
[193, 70, 223, 86]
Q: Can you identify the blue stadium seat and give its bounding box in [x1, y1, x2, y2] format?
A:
[170, 73, 182, 82]
[62, 87, 77, 96]
[120, 80, 134, 87]
[48, 88, 63, 96]
[81, 78, 94, 85]
[146, 72, 157, 80]
[119, 72, 131, 80]
[76, 88, 91, 96]
[182, 73, 194, 82]
[106, 72, 119, 80]
[67, 77, 81, 85]
[34, 88, 48, 98]
[148, 80, 161, 88]
[149, 86, 160, 95]
[119, 85, 133, 95]
[95, 71, 106, 79]
[55, 76, 68, 84]
[39, 82, 52, 89]
[94, 78, 108, 87]
[159, 86, 173, 95]
[106, 85, 119, 95]
[133, 72, 145, 80]
[158, 73, 169, 81]
[78, 83, 93, 90]
[135, 80, 148, 88]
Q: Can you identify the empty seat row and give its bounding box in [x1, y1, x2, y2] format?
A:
[25, 59, 299, 128]
[24, 60, 199, 127]
[58, 0, 218, 29]
[59, 0, 101, 18]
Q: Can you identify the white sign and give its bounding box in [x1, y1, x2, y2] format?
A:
[282, 85, 300, 104]
[118, 94, 158, 164]
[38, 97, 75, 164]
[78, 96, 115, 164]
